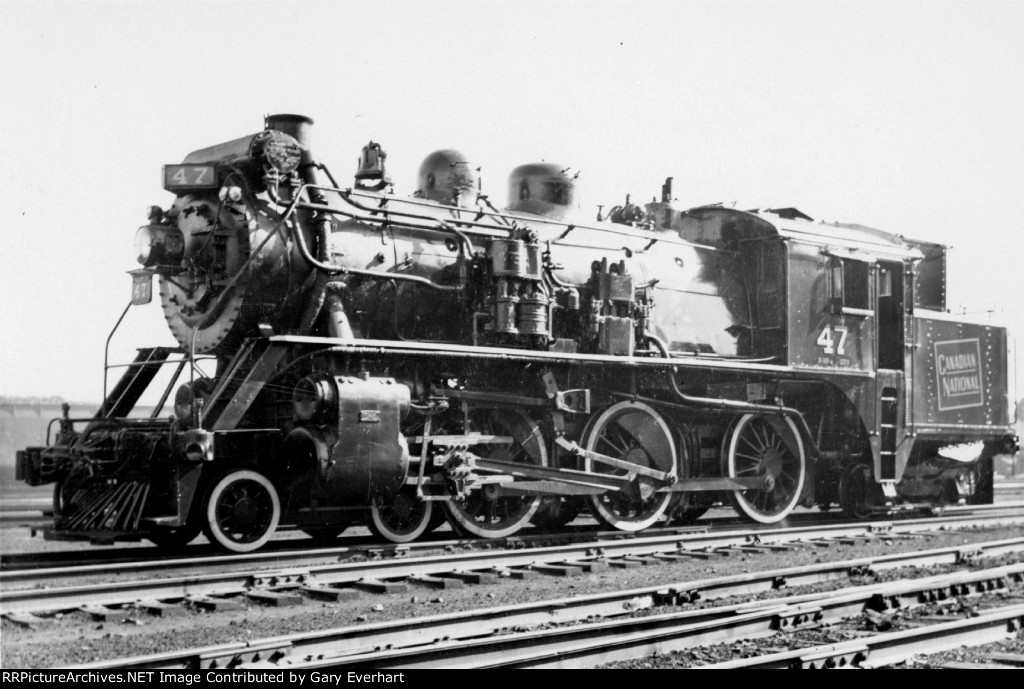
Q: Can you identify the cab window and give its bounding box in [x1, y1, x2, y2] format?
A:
[830, 257, 870, 312]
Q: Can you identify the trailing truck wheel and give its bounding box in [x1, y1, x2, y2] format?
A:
[584, 401, 676, 531]
[443, 407, 546, 539]
[838, 462, 876, 520]
[369, 487, 434, 543]
[723, 414, 805, 524]
[203, 470, 281, 553]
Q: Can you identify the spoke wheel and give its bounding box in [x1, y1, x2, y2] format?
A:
[584, 401, 676, 531]
[443, 407, 545, 539]
[203, 470, 280, 553]
[369, 487, 434, 543]
[724, 414, 805, 524]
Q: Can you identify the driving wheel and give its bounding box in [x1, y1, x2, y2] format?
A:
[723, 414, 805, 524]
[583, 401, 676, 531]
[443, 406, 546, 539]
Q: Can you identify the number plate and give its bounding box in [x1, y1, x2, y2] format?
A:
[163, 164, 218, 191]
[129, 269, 154, 305]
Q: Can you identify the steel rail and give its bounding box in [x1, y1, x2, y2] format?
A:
[4, 512, 1024, 614]
[709, 602, 1024, 669]
[252, 562, 1024, 669]
[71, 540, 1024, 670]
[0, 522, 707, 575]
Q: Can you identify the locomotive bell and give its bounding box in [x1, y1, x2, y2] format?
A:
[416, 149, 479, 207]
[355, 141, 389, 190]
[507, 162, 578, 220]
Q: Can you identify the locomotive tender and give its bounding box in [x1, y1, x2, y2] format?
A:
[16, 114, 1017, 552]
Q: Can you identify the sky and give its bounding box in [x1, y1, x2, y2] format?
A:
[0, 0, 1022, 405]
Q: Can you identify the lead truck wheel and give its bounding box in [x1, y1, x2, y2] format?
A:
[369, 486, 435, 543]
[203, 470, 281, 553]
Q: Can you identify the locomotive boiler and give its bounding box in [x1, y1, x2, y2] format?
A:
[16, 114, 1017, 552]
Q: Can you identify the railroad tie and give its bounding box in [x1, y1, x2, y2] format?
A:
[80, 605, 132, 621]
[137, 599, 187, 617]
[558, 560, 609, 573]
[712, 547, 749, 556]
[407, 574, 465, 590]
[4, 612, 53, 629]
[191, 595, 246, 611]
[531, 563, 583, 577]
[988, 653, 1024, 667]
[245, 590, 304, 607]
[300, 585, 361, 602]
[496, 567, 539, 580]
[354, 579, 410, 594]
[441, 570, 501, 585]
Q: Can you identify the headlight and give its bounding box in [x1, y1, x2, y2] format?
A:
[134, 226, 157, 266]
[134, 225, 185, 268]
[293, 375, 335, 422]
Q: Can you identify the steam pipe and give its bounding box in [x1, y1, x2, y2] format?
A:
[286, 188, 462, 292]
[662, 360, 820, 458]
[304, 194, 507, 240]
[344, 187, 718, 251]
[635, 331, 818, 455]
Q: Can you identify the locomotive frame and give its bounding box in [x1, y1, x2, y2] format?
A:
[16, 114, 1017, 552]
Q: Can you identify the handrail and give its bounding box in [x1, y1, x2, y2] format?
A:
[101, 302, 133, 416]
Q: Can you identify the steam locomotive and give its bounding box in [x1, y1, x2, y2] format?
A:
[16, 114, 1017, 552]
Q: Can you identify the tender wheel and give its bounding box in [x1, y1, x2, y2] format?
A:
[839, 462, 876, 520]
[369, 487, 434, 543]
[203, 470, 281, 553]
[724, 414, 805, 524]
[443, 407, 546, 539]
[584, 401, 677, 531]
[147, 524, 201, 550]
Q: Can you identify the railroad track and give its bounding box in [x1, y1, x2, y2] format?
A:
[71, 539, 1024, 669]
[4, 507, 1024, 619]
[707, 601, 1024, 669]
[4, 500, 1024, 575]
